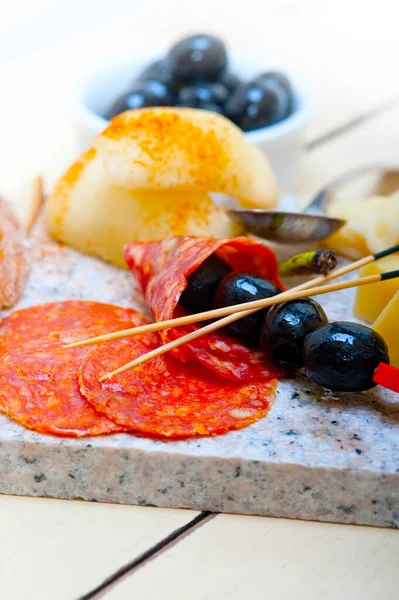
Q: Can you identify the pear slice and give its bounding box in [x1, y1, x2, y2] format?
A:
[47, 148, 242, 268]
[96, 107, 278, 210]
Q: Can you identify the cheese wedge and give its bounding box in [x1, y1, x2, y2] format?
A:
[354, 255, 399, 322]
[325, 192, 399, 259]
[373, 290, 399, 368]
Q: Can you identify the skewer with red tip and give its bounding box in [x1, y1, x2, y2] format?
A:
[373, 363, 399, 393]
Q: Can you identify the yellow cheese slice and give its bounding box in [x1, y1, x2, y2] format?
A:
[354, 255, 399, 323]
[325, 192, 399, 259]
[373, 290, 399, 368]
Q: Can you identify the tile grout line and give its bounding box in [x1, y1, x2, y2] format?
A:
[306, 94, 399, 151]
[77, 511, 216, 600]
[73, 89, 399, 600]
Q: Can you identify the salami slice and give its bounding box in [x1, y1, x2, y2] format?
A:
[0, 334, 126, 436]
[0, 197, 29, 309]
[124, 236, 284, 382]
[0, 300, 143, 356]
[79, 335, 277, 438]
[0, 301, 148, 436]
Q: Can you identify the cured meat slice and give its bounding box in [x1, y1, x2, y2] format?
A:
[0, 301, 147, 436]
[0, 300, 143, 356]
[79, 335, 277, 438]
[0, 197, 29, 309]
[0, 333, 127, 436]
[125, 236, 284, 382]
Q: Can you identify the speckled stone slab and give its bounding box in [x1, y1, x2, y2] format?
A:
[0, 226, 398, 528]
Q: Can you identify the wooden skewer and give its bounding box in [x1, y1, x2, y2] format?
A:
[99, 268, 399, 381]
[25, 175, 45, 235]
[65, 243, 399, 350]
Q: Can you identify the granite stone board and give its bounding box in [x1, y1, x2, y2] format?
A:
[0, 226, 397, 528]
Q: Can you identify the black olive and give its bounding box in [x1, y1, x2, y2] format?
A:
[137, 79, 175, 104]
[137, 59, 176, 90]
[252, 71, 294, 101]
[213, 273, 282, 344]
[304, 322, 389, 392]
[177, 100, 224, 114]
[107, 80, 173, 119]
[218, 70, 242, 93]
[168, 34, 228, 84]
[178, 82, 229, 110]
[225, 81, 291, 132]
[180, 254, 231, 314]
[260, 299, 328, 370]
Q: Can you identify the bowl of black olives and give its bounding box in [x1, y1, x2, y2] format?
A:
[75, 33, 315, 192]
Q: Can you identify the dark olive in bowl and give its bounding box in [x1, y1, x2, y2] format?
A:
[168, 34, 228, 84]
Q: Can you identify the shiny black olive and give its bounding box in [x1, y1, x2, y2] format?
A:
[168, 34, 228, 84]
[177, 100, 224, 114]
[260, 299, 328, 370]
[218, 70, 242, 93]
[225, 81, 291, 131]
[141, 79, 175, 104]
[304, 322, 389, 392]
[137, 59, 175, 88]
[252, 71, 294, 114]
[252, 71, 293, 96]
[178, 82, 229, 109]
[107, 81, 172, 119]
[213, 273, 282, 343]
[180, 254, 231, 314]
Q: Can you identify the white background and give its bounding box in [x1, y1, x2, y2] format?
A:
[1, 0, 293, 61]
[0, 0, 397, 199]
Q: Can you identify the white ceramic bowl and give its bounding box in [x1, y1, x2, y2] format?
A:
[74, 50, 316, 193]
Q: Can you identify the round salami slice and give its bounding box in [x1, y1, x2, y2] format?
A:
[0, 300, 143, 356]
[0, 333, 127, 436]
[0, 301, 148, 436]
[79, 335, 277, 438]
[124, 236, 284, 383]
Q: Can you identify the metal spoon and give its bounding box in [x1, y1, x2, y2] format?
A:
[229, 164, 399, 244]
[228, 180, 347, 244]
[229, 208, 345, 244]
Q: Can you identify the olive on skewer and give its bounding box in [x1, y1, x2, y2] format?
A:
[260, 299, 328, 370]
[180, 248, 336, 318]
[213, 273, 282, 344]
[304, 322, 389, 392]
[179, 251, 391, 394]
